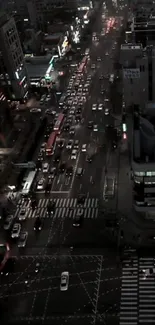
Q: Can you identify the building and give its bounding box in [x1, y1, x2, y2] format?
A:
[132, 110, 155, 213]
[27, 0, 77, 32]
[25, 54, 58, 87]
[120, 44, 155, 110]
[0, 13, 29, 100]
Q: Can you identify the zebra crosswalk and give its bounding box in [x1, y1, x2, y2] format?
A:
[18, 197, 99, 209]
[120, 249, 155, 325]
[16, 197, 99, 220]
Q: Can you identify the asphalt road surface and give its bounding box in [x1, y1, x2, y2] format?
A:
[0, 1, 129, 324]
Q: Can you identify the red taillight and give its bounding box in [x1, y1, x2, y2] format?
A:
[123, 133, 127, 139]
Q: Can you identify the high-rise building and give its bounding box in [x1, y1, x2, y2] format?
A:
[120, 43, 155, 110]
[27, 0, 77, 31]
[0, 13, 29, 100]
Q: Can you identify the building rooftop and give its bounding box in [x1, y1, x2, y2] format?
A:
[26, 63, 48, 79]
[44, 33, 63, 41]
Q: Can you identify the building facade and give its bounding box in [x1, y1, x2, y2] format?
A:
[0, 13, 29, 100]
[120, 44, 155, 110]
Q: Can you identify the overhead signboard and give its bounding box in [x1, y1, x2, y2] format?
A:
[123, 68, 140, 79]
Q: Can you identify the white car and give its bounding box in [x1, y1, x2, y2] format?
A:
[18, 208, 27, 221]
[142, 268, 155, 279]
[30, 108, 41, 113]
[98, 104, 103, 110]
[18, 231, 28, 247]
[66, 140, 73, 150]
[37, 178, 45, 190]
[71, 149, 78, 160]
[93, 125, 98, 132]
[92, 104, 97, 111]
[60, 271, 69, 291]
[11, 223, 21, 238]
[105, 108, 109, 115]
[42, 163, 49, 173]
[82, 144, 87, 152]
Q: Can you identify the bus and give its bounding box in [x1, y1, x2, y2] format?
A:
[77, 56, 88, 74]
[0, 243, 10, 272]
[21, 170, 37, 196]
[53, 113, 65, 132]
[46, 131, 58, 156]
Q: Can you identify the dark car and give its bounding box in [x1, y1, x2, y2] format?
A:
[86, 155, 92, 162]
[63, 124, 70, 131]
[54, 153, 61, 163]
[75, 115, 81, 123]
[66, 166, 73, 176]
[34, 217, 43, 231]
[72, 215, 82, 227]
[45, 176, 53, 192]
[77, 194, 86, 205]
[59, 163, 66, 174]
[87, 121, 93, 129]
[47, 201, 56, 215]
[76, 107, 82, 115]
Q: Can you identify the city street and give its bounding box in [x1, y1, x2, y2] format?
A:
[0, 1, 129, 324]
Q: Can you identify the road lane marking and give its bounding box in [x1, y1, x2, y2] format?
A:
[69, 152, 80, 192]
[50, 191, 69, 194]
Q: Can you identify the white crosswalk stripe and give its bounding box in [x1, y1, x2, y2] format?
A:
[120, 251, 155, 325]
[15, 197, 99, 219]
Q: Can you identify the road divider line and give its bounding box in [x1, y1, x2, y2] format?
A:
[50, 191, 69, 194]
[69, 152, 80, 193]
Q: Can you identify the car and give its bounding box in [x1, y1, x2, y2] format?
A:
[69, 126, 75, 135]
[81, 144, 87, 152]
[30, 108, 41, 113]
[74, 140, 79, 149]
[38, 152, 43, 161]
[18, 208, 27, 221]
[11, 223, 21, 238]
[18, 231, 28, 247]
[99, 75, 104, 80]
[60, 271, 69, 291]
[4, 215, 14, 230]
[37, 178, 45, 190]
[86, 155, 92, 162]
[93, 124, 98, 131]
[34, 217, 43, 231]
[50, 167, 56, 178]
[47, 201, 56, 215]
[98, 104, 103, 110]
[87, 121, 93, 129]
[45, 109, 53, 115]
[105, 108, 109, 115]
[54, 154, 61, 163]
[92, 104, 97, 111]
[77, 194, 86, 205]
[57, 139, 65, 148]
[45, 176, 53, 192]
[73, 213, 83, 227]
[66, 140, 73, 150]
[59, 163, 66, 173]
[75, 115, 81, 123]
[66, 166, 73, 176]
[42, 162, 49, 173]
[91, 64, 95, 69]
[63, 123, 70, 131]
[105, 52, 109, 56]
[97, 57, 101, 61]
[71, 149, 78, 160]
